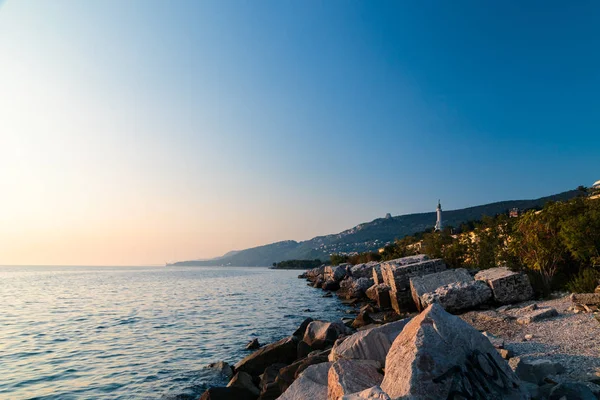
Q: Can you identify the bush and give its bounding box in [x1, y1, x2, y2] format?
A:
[566, 268, 600, 293]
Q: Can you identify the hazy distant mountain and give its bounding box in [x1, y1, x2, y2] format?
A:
[168, 189, 581, 267]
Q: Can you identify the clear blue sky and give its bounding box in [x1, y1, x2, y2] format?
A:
[1, 1, 599, 264]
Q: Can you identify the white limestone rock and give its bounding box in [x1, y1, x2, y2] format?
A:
[380, 304, 526, 399]
[303, 321, 350, 349]
[475, 267, 533, 304]
[420, 280, 492, 313]
[277, 362, 332, 400]
[329, 319, 410, 364]
[328, 359, 383, 400]
[410, 268, 473, 311]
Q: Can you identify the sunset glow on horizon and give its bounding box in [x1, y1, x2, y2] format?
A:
[1, 1, 599, 265]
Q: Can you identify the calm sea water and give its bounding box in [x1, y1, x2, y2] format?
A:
[0, 266, 349, 400]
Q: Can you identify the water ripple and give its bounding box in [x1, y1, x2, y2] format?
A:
[0, 266, 348, 399]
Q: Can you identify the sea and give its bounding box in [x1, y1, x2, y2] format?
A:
[0, 266, 349, 400]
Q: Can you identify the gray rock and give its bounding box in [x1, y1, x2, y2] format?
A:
[258, 363, 286, 400]
[322, 279, 340, 291]
[475, 267, 534, 304]
[205, 361, 233, 379]
[246, 338, 260, 350]
[571, 293, 600, 306]
[275, 354, 328, 393]
[329, 319, 410, 365]
[381, 304, 526, 399]
[514, 358, 566, 384]
[516, 307, 559, 325]
[324, 265, 349, 282]
[420, 280, 492, 313]
[410, 268, 473, 311]
[305, 266, 325, 281]
[293, 317, 314, 339]
[338, 277, 374, 300]
[227, 371, 260, 396]
[380, 257, 445, 313]
[277, 362, 332, 400]
[341, 386, 391, 399]
[549, 382, 596, 400]
[297, 340, 312, 359]
[328, 359, 384, 400]
[234, 336, 298, 376]
[350, 262, 380, 279]
[303, 320, 349, 350]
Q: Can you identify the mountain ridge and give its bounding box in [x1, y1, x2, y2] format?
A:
[168, 189, 581, 267]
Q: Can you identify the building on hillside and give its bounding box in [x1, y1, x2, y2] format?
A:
[509, 208, 520, 218]
[385, 213, 392, 219]
[592, 180, 600, 192]
[434, 200, 443, 231]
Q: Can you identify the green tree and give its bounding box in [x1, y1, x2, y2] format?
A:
[510, 205, 567, 294]
[559, 197, 600, 266]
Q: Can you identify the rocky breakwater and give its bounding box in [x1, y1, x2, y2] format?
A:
[199, 304, 535, 399]
[300, 257, 535, 320]
[199, 261, 598, 399]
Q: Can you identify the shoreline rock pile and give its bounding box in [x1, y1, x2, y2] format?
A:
[198, 259, 600, 399]
[300, 255, 534, 318]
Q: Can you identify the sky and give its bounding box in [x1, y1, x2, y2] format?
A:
[1, 1, 599, 266]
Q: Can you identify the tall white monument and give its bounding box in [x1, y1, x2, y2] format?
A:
[434, 200, 443, 231]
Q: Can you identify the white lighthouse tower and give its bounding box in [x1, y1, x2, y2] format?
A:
[434, 200, 443, 231]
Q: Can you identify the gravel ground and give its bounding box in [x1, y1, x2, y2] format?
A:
[461, 294, 600, 388]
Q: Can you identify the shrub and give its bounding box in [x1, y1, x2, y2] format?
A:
[566, 268, 600, 293]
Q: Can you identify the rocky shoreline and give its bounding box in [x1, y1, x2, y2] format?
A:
[199, 256, 600, 399]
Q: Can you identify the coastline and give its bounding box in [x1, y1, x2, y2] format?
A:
[199, 258, 600, 400]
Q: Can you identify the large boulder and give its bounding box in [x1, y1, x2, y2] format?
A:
[329, 319, 410, 365]
[410, 268, 473, 311]
[199, 387, 257, 400]
[420, 280, 492, 313]
[275, 354, 329, 393]
[350, 262, 380, 279]
[234, 336, 298, 376]
[277, 362, 332, 400]
[293, 318, 314, 339]
[303, 321, 350, 350]
[381, 303, 526, 399]
[205, 361, 234, 379]
[324, 265, 349, 282]
[328, 359, 384, 399]
[513, 358, 565, 384]
[380, 257, 445, 313]
[227, 371, 260, 396]
[338, 277, 374, 300]
[475, 267, 533, 304]
[305, 266, 325, 281]
[322, 279, 340, 291]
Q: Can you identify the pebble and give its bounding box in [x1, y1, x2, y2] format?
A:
[524, 334, 534, 341]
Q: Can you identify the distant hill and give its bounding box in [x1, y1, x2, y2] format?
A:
[168, 189, 581, 267]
